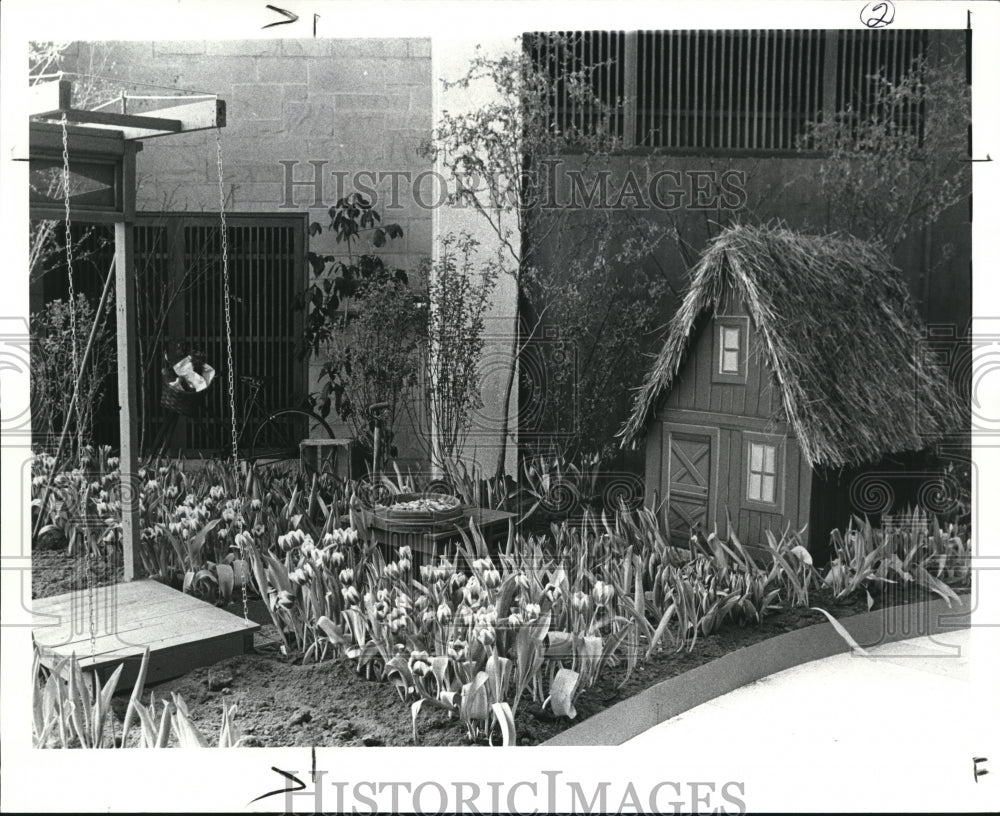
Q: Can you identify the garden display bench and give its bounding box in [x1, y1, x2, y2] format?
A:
[32, 580, 258, 687]
[368, 508, 516, 566]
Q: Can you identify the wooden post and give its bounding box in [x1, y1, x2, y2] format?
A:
[116, 147, 139, 580]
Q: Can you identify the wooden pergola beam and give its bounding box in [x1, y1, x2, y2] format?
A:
[58, 108, 183, 134]
[28, 79, 225, 141]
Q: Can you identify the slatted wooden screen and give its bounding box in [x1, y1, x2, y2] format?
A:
[635, 30, 827, 150]
[835, 29, 929, 144]
[526, 31, 626, 141]
[36, 215, 307, 454]
[136, 213, 307, 453]
[530, 30, 929, 151]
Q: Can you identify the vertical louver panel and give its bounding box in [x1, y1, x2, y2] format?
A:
[179, 219, 302, 451]
[635, 30, 826, 150]
[530, 29, 927, 152]
[126, 214, 303, 454]
[527, 31, 626, 142]
[836, 29, 928, 144]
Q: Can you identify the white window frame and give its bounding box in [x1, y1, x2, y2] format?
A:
[712, 315, 749, 384]
[741, 431, 786, 512]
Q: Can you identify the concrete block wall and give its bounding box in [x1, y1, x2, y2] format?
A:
[67, 39, 435, 468]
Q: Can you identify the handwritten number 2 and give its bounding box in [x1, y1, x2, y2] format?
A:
[860, 1, 895, 29]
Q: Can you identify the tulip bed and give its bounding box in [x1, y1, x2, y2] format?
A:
[31, 450, 972, 747]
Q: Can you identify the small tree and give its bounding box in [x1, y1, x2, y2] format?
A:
[800, 53, 970, 251]
[410, 232, 499, 469]
[297, 193, 423, 459]
[425, 35, 660, 476]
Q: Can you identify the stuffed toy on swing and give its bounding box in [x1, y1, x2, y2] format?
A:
[147, 339, 216, 459]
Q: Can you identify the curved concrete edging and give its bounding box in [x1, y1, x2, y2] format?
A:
[542, 596, 971, 746]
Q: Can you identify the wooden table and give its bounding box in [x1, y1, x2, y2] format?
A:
[368, 507, 516, 566]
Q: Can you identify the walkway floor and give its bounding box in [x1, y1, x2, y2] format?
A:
[623, 627, 998, 812]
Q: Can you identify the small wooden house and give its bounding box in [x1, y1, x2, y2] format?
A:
[620, 225, 965, 560]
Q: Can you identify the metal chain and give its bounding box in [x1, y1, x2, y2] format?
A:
[62, 114, 96, 660]
[61, 115, 84, 461]
[216, 127, 250, 627]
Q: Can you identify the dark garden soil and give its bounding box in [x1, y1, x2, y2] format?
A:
[32, 538, 124, 601]
[32, 544, 965, 748]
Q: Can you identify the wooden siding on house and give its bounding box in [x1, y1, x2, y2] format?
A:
[646, 413, 810, 547]
[658, 302, 784, 423]
[646, 300, 813, 548]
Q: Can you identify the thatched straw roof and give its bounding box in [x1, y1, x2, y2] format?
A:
[620, 224, 966, 468]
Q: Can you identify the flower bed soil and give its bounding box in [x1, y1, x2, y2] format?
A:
[119, 591, 877, 748]
[32, 541, 124, 601]
[32, 545, 966, 748]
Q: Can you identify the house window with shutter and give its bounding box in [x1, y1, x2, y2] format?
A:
[712, 316, 748, 384]
[742, 432, 785, 512]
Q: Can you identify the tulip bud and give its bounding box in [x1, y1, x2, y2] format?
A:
[591, 580, 614, 608]
[449, 639, 468, 661]
[455, 604, 473, 627]
[409, 650, 432, 676]
[436, 603, 452, 625]
[463, 575, 482, 598]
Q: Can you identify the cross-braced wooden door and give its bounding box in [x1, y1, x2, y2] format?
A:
[664, 428, 715, 544]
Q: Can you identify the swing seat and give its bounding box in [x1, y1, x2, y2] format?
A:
[161, 385, 203, 416]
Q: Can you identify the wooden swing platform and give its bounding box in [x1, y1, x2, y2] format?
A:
[33, 580, 258, 687]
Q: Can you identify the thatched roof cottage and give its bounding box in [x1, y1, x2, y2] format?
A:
[620, 224, 966, 559]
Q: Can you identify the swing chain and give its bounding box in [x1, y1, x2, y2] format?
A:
[216, 127, 250, 628]
[61, 115, 84, 461]
[62, 114, 96, 660]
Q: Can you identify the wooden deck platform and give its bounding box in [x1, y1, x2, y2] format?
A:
[33, 579, 259, 686]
